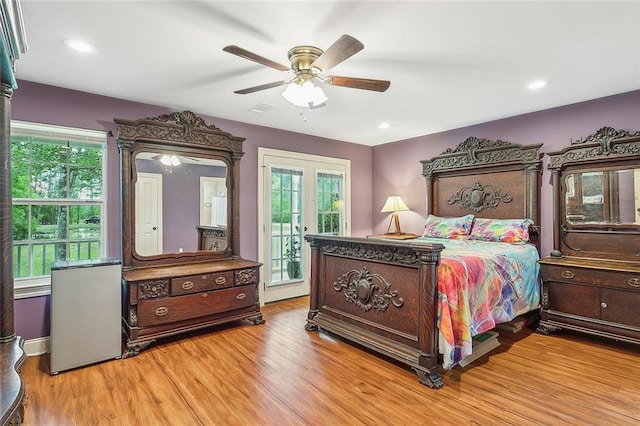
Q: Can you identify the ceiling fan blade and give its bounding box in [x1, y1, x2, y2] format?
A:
[312, 34, 364, 72]
[325, 76, 390, 92]
[223, 45, 290, 72]
[233, 80, 287, 94]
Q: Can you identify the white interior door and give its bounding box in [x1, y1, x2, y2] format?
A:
[258, 148, 350, 304]
[135, 172, 163, 256]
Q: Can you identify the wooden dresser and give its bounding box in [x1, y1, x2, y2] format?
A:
[0, 338, 26, 426]
[116, 111, 264, 355]
[122, 260, 263, 356]
[538, 127, 640, 344]
[539, 257, 640, 343]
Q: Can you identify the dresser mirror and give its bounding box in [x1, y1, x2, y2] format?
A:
[133, 151, 228, 256]
[117, 111, 263, 356]
[564, 167, 640, 225]
[547, 126, 640, 260]
[538, 126, 640, 343]
[116, 111, 245, 269]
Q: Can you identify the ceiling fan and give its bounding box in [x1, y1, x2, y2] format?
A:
[223, 34, 390, 108]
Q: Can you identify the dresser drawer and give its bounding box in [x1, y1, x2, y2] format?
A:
[601, 288, 640, 328]
[547, 281, 600, 318]
[541, 264, 640, 291]
[171, 271, 234, 295]
[138, 284, 257, 326]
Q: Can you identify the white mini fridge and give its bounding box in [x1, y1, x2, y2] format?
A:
[50, 258, 122, 374]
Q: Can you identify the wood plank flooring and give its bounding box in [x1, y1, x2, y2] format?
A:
[20, 297, 640, 425]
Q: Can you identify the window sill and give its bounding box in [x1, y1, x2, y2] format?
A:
[14, 282, 51, 299]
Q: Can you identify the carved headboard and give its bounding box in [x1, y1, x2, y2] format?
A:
[421, 137, 543, 246]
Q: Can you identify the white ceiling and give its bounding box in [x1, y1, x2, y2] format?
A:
[14, 1, 640, 146]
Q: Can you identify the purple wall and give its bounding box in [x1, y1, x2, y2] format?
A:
[371, 89, 640, 258]
[10, 79, 640, 341]
[11, 80, 372, 340]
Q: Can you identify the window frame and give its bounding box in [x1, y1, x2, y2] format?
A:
[10, 120, 109, 299]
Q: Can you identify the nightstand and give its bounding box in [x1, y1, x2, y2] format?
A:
[367, 233, 420, 240]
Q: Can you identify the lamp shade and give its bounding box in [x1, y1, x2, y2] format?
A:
[381, 195, 409, 213]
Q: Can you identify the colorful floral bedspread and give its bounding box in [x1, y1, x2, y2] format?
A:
[417, 237, 541, 369]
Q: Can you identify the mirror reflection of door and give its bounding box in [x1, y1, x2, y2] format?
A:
[135, 172, 163, 256]
[199, 177, 228, 251]
[258, 148, 350, 304]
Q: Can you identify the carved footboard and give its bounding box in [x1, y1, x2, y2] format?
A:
[305, 235, 445, 388]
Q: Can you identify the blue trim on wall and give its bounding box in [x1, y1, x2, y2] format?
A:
[0, 41, 17, 88]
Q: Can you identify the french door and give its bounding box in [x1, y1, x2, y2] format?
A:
[258, 148, 350, 304]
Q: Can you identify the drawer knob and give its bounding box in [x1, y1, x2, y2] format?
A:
[181, 281, 194, 291]
[202, 293, 208, 298]
[601, 302, 608, 309]
[628, 277, 640, 288]
[561, 270, 575, 279]
[215, 276, 227, 286]
[155, 306, 168, 316]
[236, 293, 246, 300]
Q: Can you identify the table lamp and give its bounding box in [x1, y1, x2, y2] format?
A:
[381, 195, 409, 235]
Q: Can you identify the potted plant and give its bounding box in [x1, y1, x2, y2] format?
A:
[284, 237, 302, 279]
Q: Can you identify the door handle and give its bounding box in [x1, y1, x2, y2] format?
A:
[153, 226, 157, 230]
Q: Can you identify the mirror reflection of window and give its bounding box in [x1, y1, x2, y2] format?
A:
[564, 168, 640, 226]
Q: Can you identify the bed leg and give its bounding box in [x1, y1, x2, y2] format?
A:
[305, 310, 319, 331]
[536, 321, 560, 335]
[414, 368, 444, 389]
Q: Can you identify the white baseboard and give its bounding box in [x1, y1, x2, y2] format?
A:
[24, 336, 49, 356]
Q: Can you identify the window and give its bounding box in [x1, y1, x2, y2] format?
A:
[11, 121, 108, 298]
[316, 171, 344, 235]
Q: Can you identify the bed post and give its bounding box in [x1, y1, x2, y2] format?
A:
[413, 244, 443, 388]
[424, 175, 433, 216]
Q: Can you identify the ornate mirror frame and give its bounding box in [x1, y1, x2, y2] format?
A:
[116, 111, 245, 269]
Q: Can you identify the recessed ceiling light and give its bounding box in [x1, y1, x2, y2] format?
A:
[378, 122, 390, 129]
[527, 79, 548, 90]
[64, 39, 96, 53]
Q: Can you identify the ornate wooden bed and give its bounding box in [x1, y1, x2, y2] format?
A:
[305, 137, 542, 388]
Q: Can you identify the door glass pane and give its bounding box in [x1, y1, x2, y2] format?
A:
[269, 167, 303, 286]
[316, 172, 344, 235]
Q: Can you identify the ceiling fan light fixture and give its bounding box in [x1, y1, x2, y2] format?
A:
[282, 80, 328, 108]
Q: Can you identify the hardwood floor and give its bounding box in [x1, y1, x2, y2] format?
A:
[20, 297, 640, 425]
